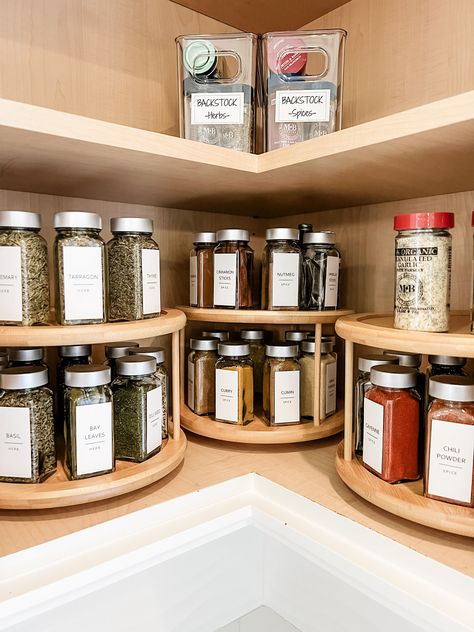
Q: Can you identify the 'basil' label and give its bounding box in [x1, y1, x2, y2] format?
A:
[0, 407, 32, 479]
[275, 89, 331, 123]
[191, 92, 244, 125]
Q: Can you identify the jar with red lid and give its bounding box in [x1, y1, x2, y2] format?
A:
[394, 212, 454, 332]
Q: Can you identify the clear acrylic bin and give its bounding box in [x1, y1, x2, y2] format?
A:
[262, 30, 346, 151]
[176, 33, 257, 152]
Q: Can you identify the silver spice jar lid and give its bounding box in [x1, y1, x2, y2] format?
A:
[0, 210, 41, 230]
[429, 376, 474, 402]
[358, 353, 399, 373]
[428, 355, 466, 367]
[8, 347, 44, 362]
[105, 342, 139, 359]
[193, 232, 216, 244]
[383, 350, 421, 368]
[190, 337, 218, 351]
[216, 229, 250, 242]
[322, 335, 336, 344]
[303, 231, 336, 245]
[240, 329, 265, 341]
[54, 211, 102, 231]
[265, 228, 299, 241]
[370, 365, 417, 388]
[285, 331, 311, 342]
[0, 367, 48, 390]
[110, 217, 153, 234]
[218, 342, 250, 357]
[129, 346, 165, 364]
[301, 340, 333, 354]
[202, 330, 230, 341]
[0, 354, 8, 368]
[59, 345, 92, 358]
[266, 343, 299, 358]
[116, 355, 157, 376]
[65, 364, 111, 387]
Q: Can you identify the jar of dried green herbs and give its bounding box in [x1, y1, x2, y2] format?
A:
[240, 330, 265, 394]
[107, 217, 161, 322]
[0, 211, 50, 326]
[188, 337, 218, 415]
[215, 342, 254, 424]
[202, 330, 230, 341]
[263, 343, 300, 426]
[8, 347, 46, 368]
[64, 365, 114, 480]
[105, 341, 139, 379]
[54, 211, 106, 325]
[112, 356, 162, 462]
[129, 346, 168, 440]
[0, 367, 56, 483]
[56, 345, 92, 432]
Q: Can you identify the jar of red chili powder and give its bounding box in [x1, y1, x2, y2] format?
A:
[363, 365, 421, 484]
[425, 376, 474, 507]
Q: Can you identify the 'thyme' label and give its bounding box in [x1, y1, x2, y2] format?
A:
[146, 387, 163, 455]
[191, 92, 244, 125]
[0, 407, 32, 479]
[0, 246, 22, 322]
[215, 369, 239, 422]
[213, 253, 237, 307]
[324, 256, 340, 308]
[271, 252, 300, 308]
[188, 359, 195, 411]
[427, 419, 474, 504]
[325, 361, 337, 415]
[274, 371, 300, 424]
[75, 402, 113, 476]
[363, 398, 384, 473]
[63, 246, 104, 321]
[189, 255, 198, 305]
[142, 249, 161, 315]
[275, 89, 331, 123]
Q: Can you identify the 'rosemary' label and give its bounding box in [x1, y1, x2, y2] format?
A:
[0, 246, 22, 322]
[146, 386, 162, 454]
[141, 249, 161, 315]
[75, 402, 113, 476]
[275, 89, 331, 123]
[0, 407, 32, 479]
[363, 399, 384, 473]
[274, 371, 300, 423]
[63, 246, 104, 321]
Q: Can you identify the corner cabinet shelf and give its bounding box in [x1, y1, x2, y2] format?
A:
[178, 306, 353, 445]
[0, 309, 187, 509]
[335, 312, 474, 537]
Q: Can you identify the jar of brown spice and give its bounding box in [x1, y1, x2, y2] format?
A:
[189, 232, 216, 308]
[213, 229, 254, 309]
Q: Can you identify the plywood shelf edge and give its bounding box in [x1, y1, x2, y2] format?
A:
[178, 306, 354, 324]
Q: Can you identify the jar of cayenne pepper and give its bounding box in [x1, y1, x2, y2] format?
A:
[363, 365, 420, 483]
[425, 376, 474, 507]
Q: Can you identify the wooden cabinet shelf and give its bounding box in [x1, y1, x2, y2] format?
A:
[2, 92, 474, 217]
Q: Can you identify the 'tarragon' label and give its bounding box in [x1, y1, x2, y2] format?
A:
[275, 89, 331, 123]
[191, 93, 244, 125]
[63, 246, 104, 321]
[0, 246, 22, 322]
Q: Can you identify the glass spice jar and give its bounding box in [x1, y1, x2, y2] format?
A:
[213, 229, 254, 309]
[301, 231, 341, 310]
[54, 212, 106, 325]
[298, 224, 313, 246]
[112, 356, 162, 462]
[0, 367, 56, 483]
[105, 341, 140, 380]
[300, 340, 337, 420]
[354, 354, 400, 456]
[107, 217, 161, 322]
[285, 330, 312, 344]
[0, 211, 50, 326]
[240, 330, 265, 395]
[202, 330, 230, 341]
[263, 343, 300, 426]
[363, 365, 421, 484]
[0, 351, 8, 369]
[394, 212, 454, 332]
[425, 355, 467, 411]
[129, 346, 169, 440]
[56, 345, 92, 433]
[187, 337, 218, 415]
[8, 347, 46, 368]
[425, 376, 474, 507]
[261, 228, 302, 310]
[190, 232, 216, 308]
[215, 342, 254, 424]
[64, 365, 114, 480]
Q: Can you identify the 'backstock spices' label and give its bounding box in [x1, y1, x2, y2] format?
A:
[275, 90, 331, 123]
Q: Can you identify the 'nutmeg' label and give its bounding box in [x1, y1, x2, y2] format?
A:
[274, 371, 300, 424]
[275, 89, 331, 123]
[0, 407, 32, 479]
[272, 253, 300, 308]
[191, 92, 244, 125]
[0, 246, 22, 322]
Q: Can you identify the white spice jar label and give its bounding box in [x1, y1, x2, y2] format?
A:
[0, 246, 23, 322]
[189, 255, 198, 305]
[75, 402, 113, 476]
[325, 361, 337, 415]
[187, 359, 195, 411]
[363, 398, 384, 473]
[272, 252, 300, 307]
[214, 253, 237, 307]
[324, 255, 340, 308]
[63, 246, 104, 321]
[191, 92, 244, 125]
[274, 371, 300, 424]
[146, 386, 163, 454]
[275, 89, 331, 123]
[215, 369, 238, 422]
[0, 407, 32, 479]
[427, 419, 474, 503]
[142, 249, 161, 315]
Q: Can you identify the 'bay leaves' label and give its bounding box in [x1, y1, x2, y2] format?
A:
[0, 407, 32, 479]
[363, 399, 384, 473]
[0, 246, 22, 322]
[275, 89, 331, 123]
[191, 93, 244, 125]
[75, 402, 113, 476]
[63, 246, 104, 321]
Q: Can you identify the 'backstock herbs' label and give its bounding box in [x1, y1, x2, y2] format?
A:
[191, 93, 244, 125]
